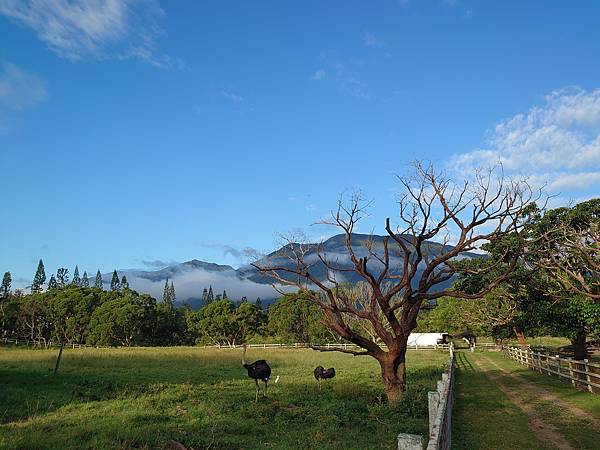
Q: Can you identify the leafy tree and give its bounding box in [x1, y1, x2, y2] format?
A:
[31, 259, 46, 293]
[72, 266, 81, 286]
[121, 275, 129, 290]
[254, 163, 535, 404]
[154, 302, 188, 345]
[94, 270, 103, 289]
[56, 268, 69, 287]
[87, 291, 156, 346]
[47, 275, 58, 290]
[110, 270, 120, 291]
[187, 299, 262, 346]
[215, 294, 222, 301]
[267, 293, 330, 343]
[1, 272, 11, 298]
[82, 271, 89, 288]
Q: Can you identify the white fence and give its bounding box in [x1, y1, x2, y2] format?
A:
[398, 343, 455, 450]
[204, 342, 450, 350]
[1, 338, 451, 352]
[505, 346, 600, 395]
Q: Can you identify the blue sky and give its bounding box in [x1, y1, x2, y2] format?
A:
[1, 0, 600, 287]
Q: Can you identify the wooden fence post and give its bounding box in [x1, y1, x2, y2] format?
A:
[584, 359, 592, 393]
[568, 359, 575, 387]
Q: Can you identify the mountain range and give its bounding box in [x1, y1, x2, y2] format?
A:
[112, 233, 482, 308]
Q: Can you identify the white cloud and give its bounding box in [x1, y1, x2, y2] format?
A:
[450, 87, 600, 193]
[127, 268, 287, 303]
[364, 32, 384, 48]
[0, 62, 46, 110]
[220, 91, 243, 102]
[0, 0, 171, 67]
[310, 69, 326, 81]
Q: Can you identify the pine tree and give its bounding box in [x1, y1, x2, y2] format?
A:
[207, 285, 214, 304]
[72, 265, 81, 286]
[95, 270, 103, 289]
[240, 296, 248, 303]
[121, 275, 129, 290]
[255, 297, 262, 309]
[201, 288, 208, 305]
[110, 270, 120, 291]
[31, 259, 46, 293]
[169, 281, 176, 303]
[222, 290, 228, 300]
[82, 271, 89, 288]
[1, 271, 11, 298]
[48, 275, 58, 290]
[56, 268, 69, 287]
[163, 278, 170, 303]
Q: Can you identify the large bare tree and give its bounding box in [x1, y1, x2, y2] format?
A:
[254, 163, 537, 404]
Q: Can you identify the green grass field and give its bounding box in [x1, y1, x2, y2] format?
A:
[0, 346, 449, 450]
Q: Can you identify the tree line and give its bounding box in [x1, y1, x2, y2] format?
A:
[0, 276, 331, 347]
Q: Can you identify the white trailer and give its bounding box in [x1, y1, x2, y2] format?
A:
[407, 333, 449, 347]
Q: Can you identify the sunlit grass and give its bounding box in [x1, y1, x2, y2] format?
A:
[0, 347, 448, 449]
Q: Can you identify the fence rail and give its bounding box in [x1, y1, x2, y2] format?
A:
[0, 338, 452, 351]
[505, 346, 600, 395]
[204, 342, 451, 351]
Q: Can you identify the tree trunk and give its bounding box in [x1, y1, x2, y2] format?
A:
[572, 330, 587, 361]
[379, 349, 407, 406]
[513, 326, 528, 349]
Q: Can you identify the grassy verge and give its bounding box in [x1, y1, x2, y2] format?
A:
[484, 351, 600, 417]
[452, 351, 553, 450]
[0, 347, 448, 450]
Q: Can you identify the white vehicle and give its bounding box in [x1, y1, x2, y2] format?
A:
[407, 333, 449, 347]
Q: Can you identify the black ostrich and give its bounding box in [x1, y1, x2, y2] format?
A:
[242, 344, 276, 401]
[313, 366, 336, 390]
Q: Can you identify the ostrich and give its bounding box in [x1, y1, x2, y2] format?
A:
[242, 344, 277, 401]
[313, 366, 336, 390]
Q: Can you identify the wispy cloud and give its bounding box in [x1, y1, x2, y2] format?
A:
[450, 87, 600, 194]
[0, 62, 46, 110]
[139, 259, 179, 269]
[309, 52, 371, 100]
[195, 243, 263, 263]
[0, 0, 173, 67]
[310, 69, 326, 81]
[220, 91, 243, 102]
[364, 31, 384, 48]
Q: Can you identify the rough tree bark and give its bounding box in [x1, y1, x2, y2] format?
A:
[254, 163, 537, 405]
[572, 330, 587, 361]
[512, 326, 528, 350]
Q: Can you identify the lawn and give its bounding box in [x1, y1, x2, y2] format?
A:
[0, 346, 449, 450]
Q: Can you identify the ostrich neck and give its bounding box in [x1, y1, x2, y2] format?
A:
[242, 346, 247, 365]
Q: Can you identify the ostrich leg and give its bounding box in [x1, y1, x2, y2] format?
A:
[255, 379, 259, 402]
[264, 380, 268, 398]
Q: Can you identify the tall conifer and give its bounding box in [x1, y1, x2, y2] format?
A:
[110, 270, 120, 291]
[48, 275, 58, 289]
[72, 266, 81, 286]
[94, 270, 103, 289]
[1, 272, 11, 297]
[31, 259, 46, 293]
